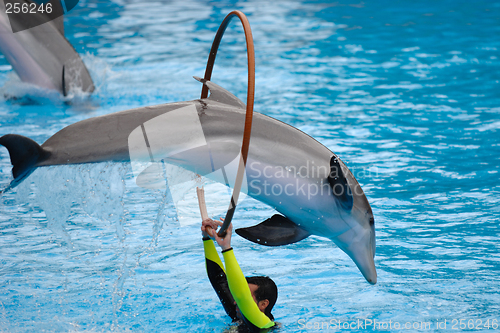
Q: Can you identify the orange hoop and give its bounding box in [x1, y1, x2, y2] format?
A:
[200, 11, 255, 237]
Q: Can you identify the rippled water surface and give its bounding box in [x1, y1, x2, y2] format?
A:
[1, 0, 499, 332]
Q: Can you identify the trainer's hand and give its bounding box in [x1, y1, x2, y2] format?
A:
[201, 218, 219, 239]
[214, 218, 232, 251]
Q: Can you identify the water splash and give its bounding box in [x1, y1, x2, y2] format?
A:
[14, 163, 129, 245]
[0, 72, 64, 105]
[0, 53, 112, 107]
[112, 247, 130, 325]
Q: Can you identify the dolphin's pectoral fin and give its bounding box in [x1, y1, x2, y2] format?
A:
[0, 134, 50, 181]
[235, 214, 310, 246]
[193, 76, 246, 109]
[328, 155, 353, 211]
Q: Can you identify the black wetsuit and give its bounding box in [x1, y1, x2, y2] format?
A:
[203, 239, 275, 332]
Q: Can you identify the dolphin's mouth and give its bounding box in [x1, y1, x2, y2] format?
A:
[353, 246, 377, 285]
[334, 224, 377, 284]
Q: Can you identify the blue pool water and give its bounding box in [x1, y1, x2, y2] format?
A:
[1, 0, 500, 332]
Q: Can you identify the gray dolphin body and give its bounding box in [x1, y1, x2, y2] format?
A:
[0, 1, 94, 96]
[0, 78, 376, 284]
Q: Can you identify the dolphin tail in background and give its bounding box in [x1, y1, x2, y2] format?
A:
[0, 0, 95, 96]
[0, 134, 50, 190]
[62, 58, 95, 96]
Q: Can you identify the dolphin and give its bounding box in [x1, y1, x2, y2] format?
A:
[0, 0, 94, 96]
[0, 78, 376, 284]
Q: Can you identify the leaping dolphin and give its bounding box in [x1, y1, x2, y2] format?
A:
[0, 0, 94, 96]
[0, 78, 376, 284]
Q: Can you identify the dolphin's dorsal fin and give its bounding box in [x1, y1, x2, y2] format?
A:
[328, 155, 353, 211]
[235, 214, 310, 246]
[193, 76, 246, 109]
[62, 65, 68, 96]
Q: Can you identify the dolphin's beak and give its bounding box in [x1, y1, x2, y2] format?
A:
[335, 224, 377, 284]
[350, 242, 377, 285]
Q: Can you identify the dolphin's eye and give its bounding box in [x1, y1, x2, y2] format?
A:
[369, 217, 375, 226]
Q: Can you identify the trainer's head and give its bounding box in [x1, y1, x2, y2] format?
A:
[246, 276, 278, 320]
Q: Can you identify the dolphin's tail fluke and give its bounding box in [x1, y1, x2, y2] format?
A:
[0, 134, 49, 185]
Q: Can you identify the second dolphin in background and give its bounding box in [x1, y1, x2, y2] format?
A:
[0, 0, 94, 96]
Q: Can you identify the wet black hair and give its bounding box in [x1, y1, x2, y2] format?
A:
[245, 276, 278, 320]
